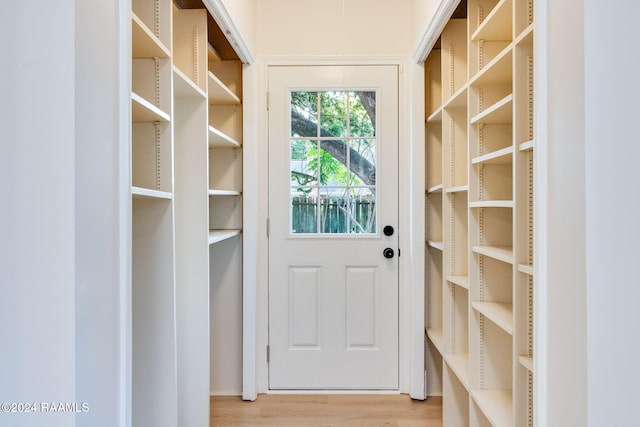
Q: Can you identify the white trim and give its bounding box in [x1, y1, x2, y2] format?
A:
[261, 55, 410, 67]
[202, 0, 255, 65]
[407, 60, 426, 400]
[120, 1, 133, 424]
[533, 0, 548, 424]
[245, 56, 424, 397]
[242, 61, 259, 401]
[412, 0, 461, 63]
[211, 391, 242, 396]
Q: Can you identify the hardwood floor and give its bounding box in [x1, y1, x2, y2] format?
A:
[211, 394, 443, 426]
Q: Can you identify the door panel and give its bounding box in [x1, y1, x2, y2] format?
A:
[289, 266, 320, 348]
[268, 65, 399, 390]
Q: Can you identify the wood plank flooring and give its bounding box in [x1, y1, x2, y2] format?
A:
[211, 394, 443, 426]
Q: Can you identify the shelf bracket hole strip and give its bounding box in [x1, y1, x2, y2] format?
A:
[427, 253, 433, 328]
[154, 57, 161, 108]
[154, 0, 160, 39]
[449, 44, 455, 97]
[527, 56, 534, 141]
[449, 117, 455, 188]
[449, 284, 455, 353]
[449, 196, 456, 275]
[479, 315, 485, 389]
[527, 275, 533, 357]
[193, 25, 199, 86]
[528, 153, 534, 265]
[155, 123, 161, 190]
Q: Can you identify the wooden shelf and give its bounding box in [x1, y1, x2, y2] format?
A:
[209, 126, 240, 148]
[519, 356, 533, 373]
[208, 71, 241, 105]
[443, 84, 468, 110]
[173, 66, 206, 99]
[471, 389, 514, 427]
[208, 229, 241, 245]
[471, 0, 512, 41]
[515, 23, 534, 46]
[445, 353, 470, 390]
[209, 189, 241, 196]
[472, 245, 514, 264]
[426, 327, 444, 355]
[519, 140, 534, 151]
[132, 12, 170, 58]
[470, 94, 513, 125]
[131, 92, 170, 123]
[469, 200, 514, 208]
[427, 184, 444, 194]
[426, 106, 443, 123]
[208, 43, 222, 62]
[470, 45, 513, 86]
[428, 241, 444, 251]
[472, 302, 513, 335]
[447, 275, 469, 290]
[423, 2, 535, 423]
[131, 4, 244, 423]
[446, 185, 469, 194]
[132, 186, 173, 200]
[472, 146, 513, 165]
[518, 264, 534, 276]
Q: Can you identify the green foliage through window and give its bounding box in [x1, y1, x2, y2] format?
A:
[290, 90, 377, 234]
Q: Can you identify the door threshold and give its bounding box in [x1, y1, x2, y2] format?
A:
[267, 389, 401, 395]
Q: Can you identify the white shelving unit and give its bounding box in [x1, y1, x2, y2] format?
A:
[424, 0, 535, 425]
[207, 44, 243, 243]
[130, 2, 176, 426]
[130, 1, 244, 425]
[206, 32, 244, 398]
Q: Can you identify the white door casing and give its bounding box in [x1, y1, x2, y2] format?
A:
[268, 65, 399, 390]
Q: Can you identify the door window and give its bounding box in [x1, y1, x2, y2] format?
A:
[290, 91, 377, 234]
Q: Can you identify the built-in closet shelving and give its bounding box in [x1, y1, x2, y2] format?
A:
[130, 1, 243, 425]
[207, 44, 243, 244]
[424, 0, 534, 425]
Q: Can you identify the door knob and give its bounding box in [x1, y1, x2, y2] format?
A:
[383, 225, 394, 236]
[383, 248, 394, 259]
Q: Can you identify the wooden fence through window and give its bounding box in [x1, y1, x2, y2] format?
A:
[291, 194, 376, 234]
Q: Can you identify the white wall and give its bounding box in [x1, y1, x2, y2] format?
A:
[411, 0, 440, 52]
[536, 0, 587, 425]
[538, 2, 640, 425]
[256, 0, 412, 56]
[211, 239, 244, 395]
[584, 1, 640, 425]
[0, 2, 76, 426]
[221, 0, 257, 56]
[0, 1, 127, 426]
[75, 0, 129, 426]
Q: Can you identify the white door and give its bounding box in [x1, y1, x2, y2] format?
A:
[268, 65, 399, 389]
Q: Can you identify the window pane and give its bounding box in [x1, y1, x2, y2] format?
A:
[291, 92, 318, 138]
[349, 139, 376, 186]
[319, 140, 348, 185]
[319, 188, 348, 234]
[320, 92, 347, 138]
[349, 91, 376, 137]
[291, 191, 317, 234]
[291, 139, 318, 186]
[348, 188, 376, 234]
[288, 90, 377, 235]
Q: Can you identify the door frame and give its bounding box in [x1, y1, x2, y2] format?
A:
[242, 56, 425, 399]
